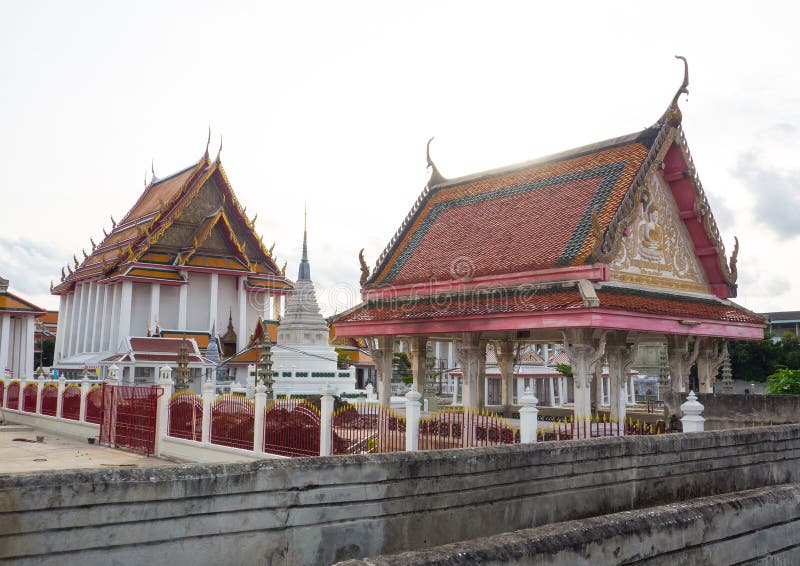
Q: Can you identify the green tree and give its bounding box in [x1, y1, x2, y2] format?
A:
[766, 368, 800, 395]
[555, 363, 573, 378]
[728, 332, 800, 382]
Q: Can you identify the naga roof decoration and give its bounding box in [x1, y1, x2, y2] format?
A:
[53, 145, 292, 294]
[365, 57, 738, 300]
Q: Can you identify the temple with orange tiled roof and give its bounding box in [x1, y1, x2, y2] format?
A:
[0, 276, 47, 379]
[333, 58, 766, 422]
[51, 141, 293, 380]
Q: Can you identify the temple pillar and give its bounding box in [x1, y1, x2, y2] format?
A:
[606, 333, 637, 425]
[108, 284, 120, 351]
[54, 294, 68, 362]
[548, 377, 555, 407]
[72, 283, 85, 354]
[149, 283, 160, 334]
[558, 377, 566, 406]
[81, 282, 94, 352]
[562, 329, 607, 422]
[667, 335, 702, 393]
[23, 316, 34, 378]
[371, 336, 394, 407]
[408, 336, 428, 392]
[117, 280, 133, 343]
[454, 333, 481, 409]
[209, 273, 219, 329]
[494, 339, 517, 415]
[237, 277, 248, 352]
[0, 314, 10, 377]
[98, 284, 109, 352]
[477, 339, 487, 408]
[698, 341, 726, 394]
[178, 282, 188, 330]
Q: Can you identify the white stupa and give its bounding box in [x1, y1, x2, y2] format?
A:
[271, 213, 357, 395]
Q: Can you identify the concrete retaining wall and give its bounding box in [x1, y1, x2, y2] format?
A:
[341, 484, 800, 565]
[663, 392, 800, 430]
[2, 425, 800, 565]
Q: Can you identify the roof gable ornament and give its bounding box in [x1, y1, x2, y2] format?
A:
[426, 137, 446, 189]
[359, 248, 370, 288]
[729, 236, 739, 283]
[204, 126, 211, 162]
[657, 55, 689, 128]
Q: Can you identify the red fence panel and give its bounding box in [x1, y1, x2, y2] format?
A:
[536, 415, 665, 441]
[5, 381, 20, 410]
[22, 383, 38, 412]
[332, 402, 405, 455]
[98, 384, 162, 456]
[61, 385, 81, 420]
[264, 399, 320, 457]
[168, 392, 203, 441]
[211, 395, 254, 450]
[85, 386, 103, 424]
[419, 407, 519, 450]
[0, 381, 4, 407]
[40, 384, 58, 416]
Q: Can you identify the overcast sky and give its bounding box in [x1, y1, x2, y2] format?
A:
[1, 1, 798, 316]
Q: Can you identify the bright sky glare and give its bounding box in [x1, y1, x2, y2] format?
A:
[1, 1, 798, 315]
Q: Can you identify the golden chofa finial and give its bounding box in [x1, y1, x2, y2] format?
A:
[73, 255, 79, 269]
[662, 55, 689, 128]
[359, 248, 370, 287]
[281, 260, 287, 276]
[269, 242, 276, 256]
[110, 215, 117, 229]
[61, 267, 66, 281]
[425, 137, 446, 189]
[90, 237, 97, 252]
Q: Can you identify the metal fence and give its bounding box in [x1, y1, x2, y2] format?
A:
[6, 381, 20, 410]
[85, 386, 103, 424]
[419, 407, 519, 450]
[263, 399, 320, 457]
[332, 402, 405, 455]
[40, 384, 58, 416]
[536, 415, 666, 441]
[168, 391, 203, 442]
[98, 384, 162, 456]
[211, 394, 254, 450]
[22, 383, 37, 412]
[61, 385, 81, 420]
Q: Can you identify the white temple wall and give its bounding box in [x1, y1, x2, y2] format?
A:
[54, 294, 68, 362]
[108, 283, 121, 351]
[186, 273, 211, 331]
[246, 294, 262, 341]
[159, 285, 179, 330]
[130, 282, 150, 336]
[216, 275, 237, 331]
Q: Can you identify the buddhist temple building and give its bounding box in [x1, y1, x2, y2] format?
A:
[51, 144, 293, 381]
[333, 59, 766, 421]
[223, 218, 357, 395]
[0, 276, 46, 379]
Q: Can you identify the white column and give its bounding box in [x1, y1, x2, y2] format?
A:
[254, 384, 267, 454]
[56, 376, 66, 417]
[178, 283, 188, 330]
[237, 277, 247, 352]
[155, 366, 173, 457]
[22, 317, 35, 378]
[118, 280, 133, 342]
[209, 273, 219, 329]
[54, 295, 68, 363]
[71, 283, 85, 354]
[202, 379, 214, 443]
[82, 282, 95, 353]
[98, 285, 109, 352]
[108, 284, 120, 352]
[79, 376, 91, 422]
[319, 384, 334, 456]
[519, 386, 539, 443]
[149, 283, 161, 333]
[558, 377, 565, 407]
[0, 314, 10, 378]
[89, 283, 103, 351]
[262, 293, 271, 321]
[404, 386, 421, 452]
[548, 377, 555, 407]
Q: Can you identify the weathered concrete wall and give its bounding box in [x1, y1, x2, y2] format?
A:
[663, 392, 800, 430]
[340, 484, 800, 565]
[2, 425, 800, 565]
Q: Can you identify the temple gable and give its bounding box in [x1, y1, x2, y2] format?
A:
[608, 171, 709, 294]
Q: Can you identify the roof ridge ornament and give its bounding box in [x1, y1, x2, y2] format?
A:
[359, 248, 370, 287]
[729, 236, 739, 283]
[204, 126, 211, 161]
[151, 159, 158, 183]
[215, 135, 223, 163]
[658, 55, 689, 128]
[426, 137, 446, 188]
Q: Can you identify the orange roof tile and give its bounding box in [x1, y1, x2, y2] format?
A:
[0, 292, 46, 314]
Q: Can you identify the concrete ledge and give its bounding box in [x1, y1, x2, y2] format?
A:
[160, 436, 283, 463]
[339, 484, 800, 565]
[1, 425, 800, 565]
[4, 409, 99, 439]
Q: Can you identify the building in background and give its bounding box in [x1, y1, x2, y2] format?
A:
[0, 276, 46, 379]
[761, 311, 800, 339]
[50, 147, 294, 379]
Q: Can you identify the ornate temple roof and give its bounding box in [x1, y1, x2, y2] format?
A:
[52, 147, 293, 294]
[102, 337, 214, 365]
[335, 59, 765, 340]
[0, 277, 46, 316]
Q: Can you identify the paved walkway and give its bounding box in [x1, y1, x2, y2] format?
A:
[0, 424, 176, 475]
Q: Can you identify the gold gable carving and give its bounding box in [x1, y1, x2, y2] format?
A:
[609, 171, 709, 293]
